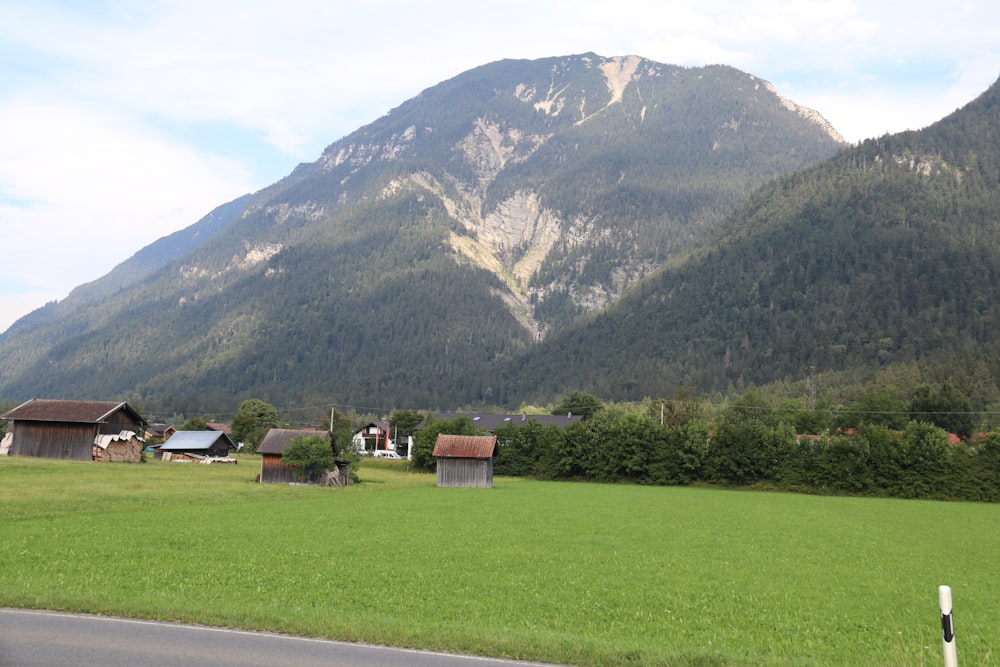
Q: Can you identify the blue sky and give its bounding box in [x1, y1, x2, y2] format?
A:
[1, 0, 999, 333]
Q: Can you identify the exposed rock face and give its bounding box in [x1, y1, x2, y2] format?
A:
[761, 80, 845, 143]
[0, 53, 850, 407]
[373, 55, 849, 341]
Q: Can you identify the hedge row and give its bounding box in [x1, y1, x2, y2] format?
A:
[485, 412, 1000, 502]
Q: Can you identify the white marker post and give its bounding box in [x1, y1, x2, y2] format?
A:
[939, 585, 958, 667]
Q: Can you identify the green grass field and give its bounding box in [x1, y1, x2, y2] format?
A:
[0, 456, 997, 666]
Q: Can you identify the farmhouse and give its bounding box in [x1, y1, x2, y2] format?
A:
[433, 434, 498, 488]
[156, 430, 236, 462]
[352, 420, 393, 454]
[1, 399, 146, 461]
[145, 422, 176, 440]
[256, 428, 331, 484]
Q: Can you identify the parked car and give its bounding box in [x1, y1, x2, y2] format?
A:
[374, 450, 403, 459]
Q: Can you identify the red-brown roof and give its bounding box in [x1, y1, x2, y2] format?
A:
[256, 428, 329, 455]
[1, 398, 142, 424]
[432, 434, 497, 459]
[205, 422, 231, 434]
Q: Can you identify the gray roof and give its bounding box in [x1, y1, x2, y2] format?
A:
[418, 413, 583, 432]
[256, 428, 329, 455]
[157, 430, 235, 452]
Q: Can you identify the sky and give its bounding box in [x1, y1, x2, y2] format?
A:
[1, 1, 999, 334]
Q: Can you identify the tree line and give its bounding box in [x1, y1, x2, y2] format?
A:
[409, 388, 1000, 502]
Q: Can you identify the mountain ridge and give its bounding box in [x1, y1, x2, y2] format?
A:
[0, 54, 863, 412]
[487, 73, 1000, 405]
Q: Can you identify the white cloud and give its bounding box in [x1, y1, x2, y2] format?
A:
[1, 0, 999, 332]
[0, 95, 255, 331]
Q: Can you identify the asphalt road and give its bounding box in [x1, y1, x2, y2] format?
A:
[0, 609, 565, 667]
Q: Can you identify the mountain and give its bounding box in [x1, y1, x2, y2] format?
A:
[0, 194, 251, 341]
[491, 74, 1000, 406]
[0, 54, 846, 413]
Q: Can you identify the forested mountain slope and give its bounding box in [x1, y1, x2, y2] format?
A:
[0, 54, 846, 412]
[492, 75, 1000, 406]
[0, 194, 251, 341]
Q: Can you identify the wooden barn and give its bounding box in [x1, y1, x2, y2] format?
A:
[145, 423, 176, 441]
[156, 430, 235, 461]
[256, 428, 331, 484]
[1, 399, 146, 461]
[432, 434, 498, 488]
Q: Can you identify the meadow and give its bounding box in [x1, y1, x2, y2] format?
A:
[0, 455, 997, 666]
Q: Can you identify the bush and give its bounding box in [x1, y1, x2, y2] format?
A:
[282, 435, 335, 483]
[410, 416, 480, 470]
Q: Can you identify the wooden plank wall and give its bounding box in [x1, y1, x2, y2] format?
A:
[436, 458, 493, 488]
[260, 454, 297, 484]
[102, 411, 142, 434]
[9, 422, 96, 460]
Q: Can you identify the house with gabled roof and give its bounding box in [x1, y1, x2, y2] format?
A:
[352, 420, 394, 454]
[155, 430, 235, 462]
[256, 427, 331, 484]
[1, 399, 146, 461]
[145, 422, 176, 441]
[433, 434, 498, 488]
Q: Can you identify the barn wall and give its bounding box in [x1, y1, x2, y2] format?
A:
[207, 441, 231, 458]
[436, 458, 493, 488]
[102, 409, 143, 435]
[260, 454, 297, 484]
[9, 421, 96, 460]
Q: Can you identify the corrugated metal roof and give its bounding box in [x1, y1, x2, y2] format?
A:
[1, 398, 138, 424]
[432, 434, 497, 459]
[256, 428, 329, 455]
[158, 430, 234, 452]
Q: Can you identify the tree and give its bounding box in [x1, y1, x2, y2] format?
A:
[178, 416, 208, 431]
[389, 410, 424, 457]
[282, 435, 335, 483]
[645, 386, 703, 427]
[703, 392, 795, 485]
[410, 415, 480, 470]
[231, 399, 278, 452]
[551, 391, 604, 419]
[894, 421, 951, 498]
[328, 409, 354, 455]
[910, 383, 975, 438]
[837, 386, 910, 431]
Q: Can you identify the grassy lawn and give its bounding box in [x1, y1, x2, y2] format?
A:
[0, 455, 997, 666]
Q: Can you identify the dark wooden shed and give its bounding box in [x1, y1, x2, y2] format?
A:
[433, 434, 498, 488]
[1, 399, 146, 461]
[256, 428, 331, 484]
[156, 430, 235, 461]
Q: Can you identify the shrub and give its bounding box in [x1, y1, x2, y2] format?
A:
[282, 435, 335, 483]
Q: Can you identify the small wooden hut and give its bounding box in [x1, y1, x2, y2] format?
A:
[256, 428, 331, 484]
[432, 434, 498, 488]
[156, 430, 235, 461]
